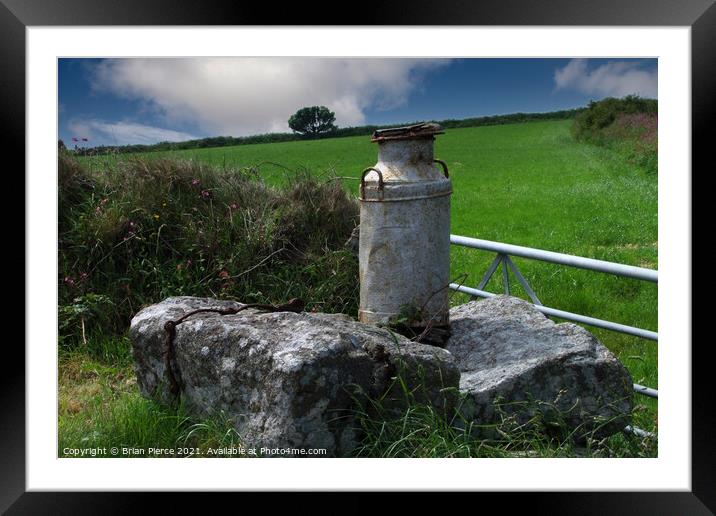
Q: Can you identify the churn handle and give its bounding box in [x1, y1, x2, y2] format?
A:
[433, 159, 449, 178]
[360, 167, 384, 198]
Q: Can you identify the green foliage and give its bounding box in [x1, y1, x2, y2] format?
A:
[288, 106, 338, 137]
[571, 95, 658, 174]
[58, 293, 115, 346]
[380, 302, 425, 340]
[572, 95, 657, 138]
[58, 154, 359, 345]
[389, 302, 424, 327]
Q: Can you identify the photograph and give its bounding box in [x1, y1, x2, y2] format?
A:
[56, 56, 659, 460]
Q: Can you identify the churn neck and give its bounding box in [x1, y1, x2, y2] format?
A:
[376, 138, 435, 164]
[371, 122, 444, 165]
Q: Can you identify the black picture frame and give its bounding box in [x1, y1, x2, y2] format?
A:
[4, 0, 711, 512]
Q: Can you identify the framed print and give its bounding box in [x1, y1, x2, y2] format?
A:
[5, 0, 712, 512]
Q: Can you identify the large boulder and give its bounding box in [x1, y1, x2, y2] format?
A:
[447, 296, 633, 440]
[129, 297, 459, 457]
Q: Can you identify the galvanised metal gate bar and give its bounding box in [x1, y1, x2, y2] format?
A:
[448, 234, 658, 399]
[450, 235, 658, 282]
[633, 383, 658, 399]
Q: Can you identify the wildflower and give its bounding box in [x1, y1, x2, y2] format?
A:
[63, 276, 75, 288]
[201, 190, 211, 199]
[229, 203, 238, 210]
[100, 198, 108, 205]
[123, 220, 139, 242]
[191, 178, 201, 186]
[218, 270, 230, 280]
[153, 214, 160, 220]
[79, 272, 89, 282]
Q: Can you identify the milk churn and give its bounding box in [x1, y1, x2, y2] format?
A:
[358, 122, 451, 342]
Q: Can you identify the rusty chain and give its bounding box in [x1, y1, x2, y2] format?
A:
[162, 298, 305, 397]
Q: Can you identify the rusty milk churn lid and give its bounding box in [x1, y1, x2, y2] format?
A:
[371, 122, 444, 142]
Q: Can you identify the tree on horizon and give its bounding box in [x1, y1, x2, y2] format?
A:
[288, 106, 338, 137]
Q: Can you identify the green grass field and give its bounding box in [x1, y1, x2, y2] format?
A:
[68, 119, 658, 454]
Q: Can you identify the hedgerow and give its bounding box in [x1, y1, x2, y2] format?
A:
[58, 153, 359, 345]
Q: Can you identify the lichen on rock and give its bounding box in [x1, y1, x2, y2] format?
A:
[446, 296, 633, 440]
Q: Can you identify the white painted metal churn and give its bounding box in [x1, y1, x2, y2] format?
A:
[358, 123, 451, 341]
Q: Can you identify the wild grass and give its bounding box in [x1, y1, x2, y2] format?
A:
[348, 353, 657, 458]
[59, 347, 245, 457]
[350, 393, 657, 459]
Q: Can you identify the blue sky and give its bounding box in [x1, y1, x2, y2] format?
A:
[58, 58, 657, 147]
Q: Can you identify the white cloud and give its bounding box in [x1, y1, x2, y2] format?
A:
[89, 58, 450, 137]
[67, 118, 199, 146]
[554, 59, 657, 98]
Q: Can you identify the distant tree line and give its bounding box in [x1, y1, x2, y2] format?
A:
[71, 107, 586, 156]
